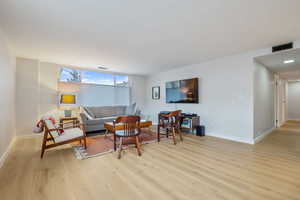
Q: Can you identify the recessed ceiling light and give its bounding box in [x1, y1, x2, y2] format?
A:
[284, 59, 295, 64]
[98, 66, 108, 70]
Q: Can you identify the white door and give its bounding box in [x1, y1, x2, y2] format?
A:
[275, 78, 287, 127]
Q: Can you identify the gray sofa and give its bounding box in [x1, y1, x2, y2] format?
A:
[80, 104, 136, 132]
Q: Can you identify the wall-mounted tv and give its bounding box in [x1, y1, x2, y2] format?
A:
[166, 78, 198, 103]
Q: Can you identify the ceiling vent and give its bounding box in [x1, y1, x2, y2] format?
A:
[272, 42, 293, 53]
[98, 66, 108, 70]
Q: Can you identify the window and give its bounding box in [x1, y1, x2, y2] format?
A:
[82, 71, 114, 86]
[115, 75, 129, 87]
[59, 68, 81, 82]
[58, 67, 130, 106]
[59, 67, 129, 87]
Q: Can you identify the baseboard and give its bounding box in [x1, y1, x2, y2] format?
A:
[0, 136, 16, 169]
[205, 132, 254, 144]
[254, 127, 275, 144]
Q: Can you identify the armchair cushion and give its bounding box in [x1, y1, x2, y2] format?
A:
[54, 128, 84, 143]
[115, 129, 139, 137]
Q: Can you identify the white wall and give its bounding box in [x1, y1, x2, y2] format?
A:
[16, 58, 60, 136]
[16, 58, 40, 136]
[129, 75, 146, 111]
[0, 28, 16, 165]
[253, 62, 275, 140]
[287, 81, 300, 120]
[39, 62, 61, 117]
[145, 49, 270, 144]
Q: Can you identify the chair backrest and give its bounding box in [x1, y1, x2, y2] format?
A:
[114, 115, 141, 137]
[43, 119, 60, 138]
[159, 110, 182, 128]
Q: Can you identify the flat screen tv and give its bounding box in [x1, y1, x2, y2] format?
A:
[166, 78, 198, 103]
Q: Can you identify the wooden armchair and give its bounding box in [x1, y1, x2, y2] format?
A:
[157, 110, 183, 144]
[40, 119, 87, 158]
[113, 115, 142, 159]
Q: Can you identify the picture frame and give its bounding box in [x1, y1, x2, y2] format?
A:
[152, 86, 160, 100]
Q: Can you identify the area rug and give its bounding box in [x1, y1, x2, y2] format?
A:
[73, 129, 162, 159]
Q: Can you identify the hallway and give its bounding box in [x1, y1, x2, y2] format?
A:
[260, 120, 300, 155]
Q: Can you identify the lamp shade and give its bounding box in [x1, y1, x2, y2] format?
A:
[60, 94, 76, 105]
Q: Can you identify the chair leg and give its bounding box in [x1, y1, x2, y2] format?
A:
[40, 131, 47, 159]
[118, 137, 123, 159]
[135, 136, 142, 156]
[178, 128, 183, 141]
[40, 146, 46, 159]
[157, 126, 160, 142]
[114, 134, 117, 151]
[175, 128, 183, 141]
[166, 128, 169, 138]
[172, 127, 177, 145]
[84, 137, 87, 149]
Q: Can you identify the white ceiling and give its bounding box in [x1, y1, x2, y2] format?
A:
[255, 48, 300, 80]
[1, 0, 300, 75]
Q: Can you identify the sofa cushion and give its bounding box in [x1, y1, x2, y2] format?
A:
[85, 106, 126, 118]
[95, 106, 115, 118]
[98, 116, 117, 123]
[114, 106, 126, 116]
[85, 117, 117, 126]
[125, 103, 136, 115]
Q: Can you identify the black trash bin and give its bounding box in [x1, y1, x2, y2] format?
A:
[196, 125, 205, 136]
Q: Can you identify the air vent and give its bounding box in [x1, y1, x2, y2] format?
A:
[98, 66, 108, 70]
[272, 42, 293, 53]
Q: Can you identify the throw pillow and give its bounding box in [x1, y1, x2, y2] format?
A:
[84, 107, 96, 118]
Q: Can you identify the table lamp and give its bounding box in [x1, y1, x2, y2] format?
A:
[59, 93, 77, 117]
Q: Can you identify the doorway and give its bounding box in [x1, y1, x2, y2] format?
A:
[255, 48, 300, 128]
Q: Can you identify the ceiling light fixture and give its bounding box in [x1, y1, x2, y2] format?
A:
[98, 66, 108, 70]
[284, 59, 295, 64]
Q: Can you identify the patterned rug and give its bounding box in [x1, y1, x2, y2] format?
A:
[73, 129, 160, 159]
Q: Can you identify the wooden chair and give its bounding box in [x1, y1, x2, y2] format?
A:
[40, 119, 87, 158]
[157, 110, 183, 144]
[113, 115, 142, 159]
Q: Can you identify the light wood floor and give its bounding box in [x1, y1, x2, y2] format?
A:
[1, 122, 300, 200]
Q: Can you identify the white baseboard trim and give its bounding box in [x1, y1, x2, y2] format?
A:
[0, 136, 16, 169]
[254, 127, 275, 144]
[205, 132, 254, 144]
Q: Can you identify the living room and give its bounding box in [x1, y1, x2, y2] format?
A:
[1, 1, 300, 199]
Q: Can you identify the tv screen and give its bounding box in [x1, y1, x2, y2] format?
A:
[166, 78, 198, 103]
